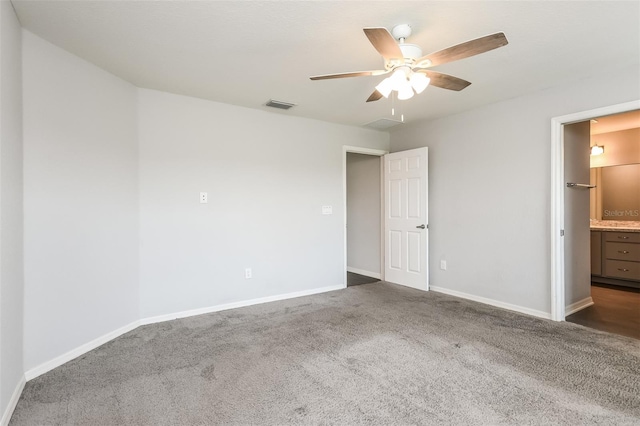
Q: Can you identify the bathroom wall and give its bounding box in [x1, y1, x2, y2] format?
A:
[590, 128, 640, 168]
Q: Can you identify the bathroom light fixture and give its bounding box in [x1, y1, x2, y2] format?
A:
[590, 145, 604, 156]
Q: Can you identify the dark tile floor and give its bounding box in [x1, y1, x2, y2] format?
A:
[347, 272, 380, 287]
[566, 283, 640, 339]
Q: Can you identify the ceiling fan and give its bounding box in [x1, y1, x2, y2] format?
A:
[310, 24, 508, 102]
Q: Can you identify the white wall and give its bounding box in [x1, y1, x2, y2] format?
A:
[138, 89, 389, 318]
[19, 28, 388, 376]
[346, 153, 381, 277]
[22, 31, 139, 372]
[0, 0, 24, 420]
[390, 64, 640, 315]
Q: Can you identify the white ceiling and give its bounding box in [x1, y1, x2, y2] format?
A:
[11, 1, 640, 130]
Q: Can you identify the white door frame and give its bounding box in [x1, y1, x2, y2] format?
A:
[343, 146, 388, 288]
[549, 99, 640, 321]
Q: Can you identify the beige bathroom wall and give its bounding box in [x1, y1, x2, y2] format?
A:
[590, 128, 640, 168]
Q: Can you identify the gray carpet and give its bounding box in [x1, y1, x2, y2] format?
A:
[10, 282, 640, 425]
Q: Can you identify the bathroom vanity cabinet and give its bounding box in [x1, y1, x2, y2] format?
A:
[591, 230, 640, 288]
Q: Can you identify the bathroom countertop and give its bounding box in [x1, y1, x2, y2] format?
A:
[590, 220, 640, 233]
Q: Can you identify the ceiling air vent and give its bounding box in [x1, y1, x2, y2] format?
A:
[265, 99, 296, 110]
[363, 118, 403, 130]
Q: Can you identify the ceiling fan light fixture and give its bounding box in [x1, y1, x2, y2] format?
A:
[410, 73, 430, 94]
[389, 68, 409, 90]
[375, 78, 394, 98]
[397, 84, 414, 100]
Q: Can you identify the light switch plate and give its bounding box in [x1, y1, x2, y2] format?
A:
[322, 205, 333, 215]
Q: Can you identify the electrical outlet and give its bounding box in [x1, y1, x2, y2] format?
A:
[200, 192, 208, 203]
[440, 260, 447, 271]
[245, 268, 252, 279]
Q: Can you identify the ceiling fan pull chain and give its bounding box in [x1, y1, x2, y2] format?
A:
[391, 91, 396, 116]
[399, 95, 404, 122]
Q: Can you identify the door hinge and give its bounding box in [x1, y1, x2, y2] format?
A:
[560, 229, 565, 236]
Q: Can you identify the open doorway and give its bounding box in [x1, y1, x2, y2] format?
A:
[564, 110, 640, 339]
[343, 146, 387, 287]
[343, 146, 430, 290]
[550, 100, 640, 326]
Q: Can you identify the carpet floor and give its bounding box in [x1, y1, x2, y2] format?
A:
[10, 282, 640, 425]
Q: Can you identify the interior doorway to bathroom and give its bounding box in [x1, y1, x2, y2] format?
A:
[552, 101, 640, 338]
[560, 108, 640, 338]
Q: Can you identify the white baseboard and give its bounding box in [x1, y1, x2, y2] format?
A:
[1, 375, 25, 426]
[565, 297, 594, 316]
[430, 286, 552, 320]
[141, 284, 345, 325]
[25, 284, 345, 381]
[346, 267, 381, 280]
[25, 320, 141, 381]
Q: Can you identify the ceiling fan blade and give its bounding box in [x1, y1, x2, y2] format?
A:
[366, 90, 383, 103]
[310, 70, 387, 80]
[363, 27, 404, 62]
[418, 70, 471, 91]
[414, 32, 508, 68]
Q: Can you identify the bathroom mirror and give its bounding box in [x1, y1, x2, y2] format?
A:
[590, 163, 640, 221]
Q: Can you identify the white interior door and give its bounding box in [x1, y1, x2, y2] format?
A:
[384, 147, 428, 290]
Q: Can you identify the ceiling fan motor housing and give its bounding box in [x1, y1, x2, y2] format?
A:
[399, 44, 422, 61]
[386, 43, 423, 69]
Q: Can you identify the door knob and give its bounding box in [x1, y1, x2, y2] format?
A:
[416, 224, 426, 229]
